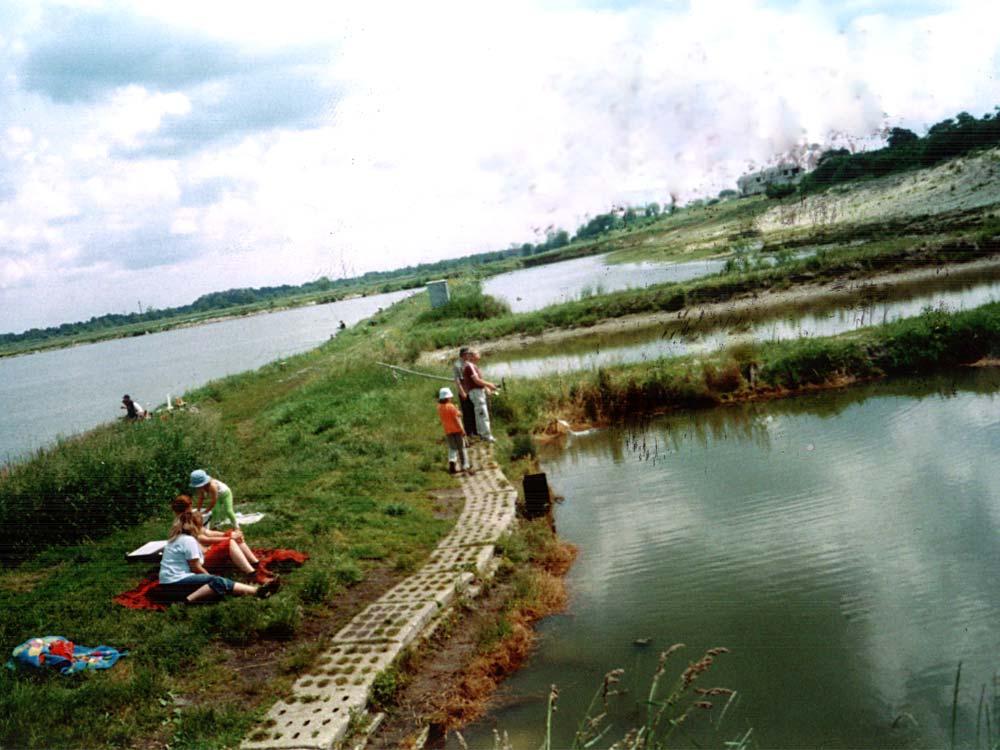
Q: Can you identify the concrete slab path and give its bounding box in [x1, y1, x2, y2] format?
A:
[242, 442, 517, 750]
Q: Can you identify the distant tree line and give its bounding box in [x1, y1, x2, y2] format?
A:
[797, 107, 1000, 195]
[1, 234, 576, 343]
[572, 202, 666, 242]
[1, 275, 359, 344]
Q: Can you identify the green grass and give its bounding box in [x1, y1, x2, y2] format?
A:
[0, 292, 506, 749]
[405, 227, 1000, 353]
[484, 302, 1000, 428]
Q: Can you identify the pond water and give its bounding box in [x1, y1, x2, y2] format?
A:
[0, 290, 415, 465]
[484, 275, 1000, 379]
[456, 368, 1000, 749]
[481, 254, 725, 313]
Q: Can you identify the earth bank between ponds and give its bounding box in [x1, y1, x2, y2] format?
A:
[421, 254, 1000, 367]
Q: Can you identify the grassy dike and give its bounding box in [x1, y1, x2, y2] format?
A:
[0, 293, 558, 749]
[407, 221, 1000, 353]
[484, 301, 1000, 431]
[4, 272, 1000, 748]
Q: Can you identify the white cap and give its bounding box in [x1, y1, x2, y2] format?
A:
[438, 387, 454, 400]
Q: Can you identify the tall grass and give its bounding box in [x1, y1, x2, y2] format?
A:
[0, 410, 231, 564]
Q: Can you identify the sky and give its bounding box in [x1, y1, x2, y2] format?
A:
[1, 0, 998, 334]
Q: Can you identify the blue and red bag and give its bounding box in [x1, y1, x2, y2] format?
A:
[7, 636, 126, 675]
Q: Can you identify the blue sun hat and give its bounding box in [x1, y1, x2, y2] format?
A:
[189, 469, 210, 488]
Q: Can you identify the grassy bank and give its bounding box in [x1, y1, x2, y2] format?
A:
[0, 292, 532, 749]
[486, 302, 1000, 430]
[407, 224, 1000, 353]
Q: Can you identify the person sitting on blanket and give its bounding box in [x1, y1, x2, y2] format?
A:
[170, 495, 266, 579]
[158, 510, 280, 604]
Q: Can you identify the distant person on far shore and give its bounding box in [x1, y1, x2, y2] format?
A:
[461, 348, 498, 443]
[121, 394, 147, 420]
[437, 387, 472, 475]
[190, 470, 239, 530]
[453, 347, 478, 437]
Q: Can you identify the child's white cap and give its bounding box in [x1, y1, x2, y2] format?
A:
[438, 387, 453, 400]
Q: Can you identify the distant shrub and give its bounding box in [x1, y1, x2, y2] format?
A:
[415, 285, 510, 323]
[765, 182, 796, 199]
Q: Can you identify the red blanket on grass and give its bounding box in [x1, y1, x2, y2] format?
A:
[114, 546, 308, 611]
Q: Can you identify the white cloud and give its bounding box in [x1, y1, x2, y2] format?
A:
[96, 86, 191, 148]
[1, 0, 999, 331]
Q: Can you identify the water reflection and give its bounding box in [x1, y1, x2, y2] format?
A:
[487, 275, 1000, 379]
[482, 254, 725, 313]
[456, 369, 1000, 749]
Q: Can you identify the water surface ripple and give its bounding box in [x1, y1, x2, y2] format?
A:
[456, 371, 1000, 749]
[0, 290, 414, 464]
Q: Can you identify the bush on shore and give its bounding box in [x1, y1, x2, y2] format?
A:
[414, 285, 510, 324]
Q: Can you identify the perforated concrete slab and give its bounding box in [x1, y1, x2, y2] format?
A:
[376, 570, 474, 608]
[436, 516, 514, 548]
[243, 442, 523, 750]
[314, 642, 401, 688]
[422, 544, 496, 575]
[243, 685, 367, 750]
[331, 599, 441, 644]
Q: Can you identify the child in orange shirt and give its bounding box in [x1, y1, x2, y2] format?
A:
[437, 387, 473, 475]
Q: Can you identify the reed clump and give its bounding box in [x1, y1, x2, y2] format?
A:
[474, 643, 747, 750]
[415, 284, 510, 324]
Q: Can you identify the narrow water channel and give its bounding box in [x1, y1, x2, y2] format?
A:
[482, 254, 726, 313]
[456, 369, 1000, 749]
[484, 275, 1000, 379]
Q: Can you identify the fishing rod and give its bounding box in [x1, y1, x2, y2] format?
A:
[376, 362, 453, 382]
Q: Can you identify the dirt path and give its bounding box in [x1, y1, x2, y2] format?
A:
[420, 255, 1000, 367]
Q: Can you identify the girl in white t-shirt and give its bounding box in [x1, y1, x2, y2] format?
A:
[158, 511, 279, 604]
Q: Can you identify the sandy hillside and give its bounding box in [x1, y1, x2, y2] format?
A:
[757, 147, 1000, 233]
